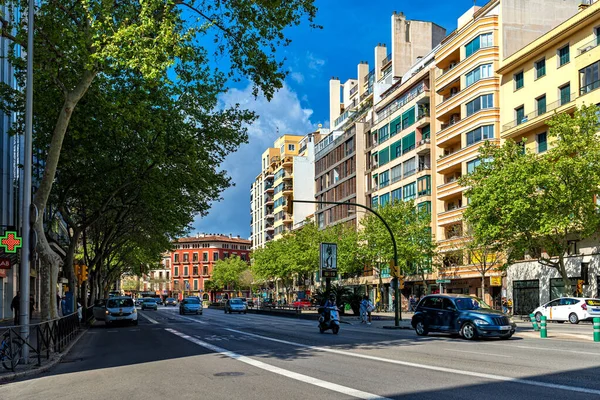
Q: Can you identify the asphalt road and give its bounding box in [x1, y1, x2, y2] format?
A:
[1, 307, 600, 399]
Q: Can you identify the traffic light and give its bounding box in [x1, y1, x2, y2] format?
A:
[389, 260, 400, 278]
[75, 264, 81, 284]
[399, 276, 405, 289]
[81, 265, 88, 282]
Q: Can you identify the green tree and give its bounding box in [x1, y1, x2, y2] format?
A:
[212, 256, 251, 293]
[461, 105, 600, 295]
[0, 0, 318, 319]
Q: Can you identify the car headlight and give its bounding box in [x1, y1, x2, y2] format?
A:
[473, 318, 489, 326]
[508, 318, 514, 324]
[105, 310, 109, 315]
[132, 309, 137, 314]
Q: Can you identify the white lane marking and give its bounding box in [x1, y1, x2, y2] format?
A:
[106, 330, 118, 333]
[225, 328, 600, 396]
[166, 328, 391, 400]
[177, 315, 207, 324]
[484, 342, 600, 356]
[442, 348, 511, 358]
[138, 312, 159, 324]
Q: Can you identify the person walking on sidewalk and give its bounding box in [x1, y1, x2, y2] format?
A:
[409, 295, 416, 312]
[10, 292, 20, 326]
[360, 296, 374, 325]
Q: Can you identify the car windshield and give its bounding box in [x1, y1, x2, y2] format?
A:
[107, 298, 134, 308]
[167, 298, 175, 301]
[231, 299, 242, 304]
[143, 298, 155, 303]
[454, 297, 491, 310]
[185, 298, 200, 304]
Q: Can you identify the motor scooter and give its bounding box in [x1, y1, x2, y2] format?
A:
[318, 306, 340, 334]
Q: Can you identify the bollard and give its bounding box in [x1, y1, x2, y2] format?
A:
[529, 313, 539, 331]
[540, 315, 547, 338]
[594, 317, 600, 342]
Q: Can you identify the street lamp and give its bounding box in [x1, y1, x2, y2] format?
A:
[292, 199, 403, 327]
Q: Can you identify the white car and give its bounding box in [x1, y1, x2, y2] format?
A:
[104, 296, 138, 326]
[533, 297, 600, 324]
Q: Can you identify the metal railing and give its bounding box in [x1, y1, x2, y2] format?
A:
[349, 84, 358, 96]
[375, 82, 427, 123]
[502, 92, 577, 131]
[382, 53, 392, 66]
[580, 79, 600, 96]
[578, 36, 600, 55]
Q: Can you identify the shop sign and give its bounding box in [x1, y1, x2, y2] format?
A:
[490, 276, 502, 287]
[0, 257, 11, 269]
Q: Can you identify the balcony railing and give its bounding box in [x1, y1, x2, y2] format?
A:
[502, 92, 577, 131]
[382, 52, 392, 67]
[360, 87, 373, 102]
[440, 118, 460, 132]
[364, 68, 375, 82]
[578, 36, 600, 55]
[375, 82, 427, 123]
[417, 108, 430, 120]
[349, 84, 358, 96]
[580, 79, 600, 96]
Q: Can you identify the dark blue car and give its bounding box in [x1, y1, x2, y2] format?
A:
[411, 294, 516, 340]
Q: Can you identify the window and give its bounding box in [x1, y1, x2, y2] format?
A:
[193, 253, 198, 262]
[417, 176, 431, 196]
[401, 107, 416, 130]
[391, 188, 402, 202]
[514, 71, 524, 90]
[403, 157, 416, 177]
[378, 147, 390, 166]
[417, 201, 432, 215]
[558, 45, 570, 67]
[537, 132, 547, 153]
[403, 182, 416, 201]
[465, 64, 492, 87]
[379, 170, 390, 188]
[390, 140, 402, 160]
[580, 61, 600, 95]
[402, 131, 416, 154]
[203, 252, 208, 261]
[390, 164, 402, 183]
[389, 116, 401, 136]
[371, 196, 379, 208]
[174, 266, 179, 276]
[535, 58, 546, 79]
[193, 280, 198, 290]
[193, 266, 198, 275]
[380, 193, 390, 207]
[203, 265, 208, 275]
[536, 95, 546, 116]
[465, 94, 493, 117]
[183, 266, 188, 276]
[515, 106, 525, 125]
[183, 253, 189, 262]
[288, 144, 295, 151]
[560, 83, 571, 105]
[465, 32, 493, 58]
[467, 158, 482, 174]
[378, 125, 389, 143]
[213, 252, 219, 261]
[465, 125, 494, 146]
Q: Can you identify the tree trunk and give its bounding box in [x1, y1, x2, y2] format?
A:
[64, 228, 81, 309]
[35, 217, 61, 320]
[558, 255, 572, 296]
[481, 273, 486, 303]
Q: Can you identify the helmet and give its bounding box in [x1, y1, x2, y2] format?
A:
[329, 293, 336, 300]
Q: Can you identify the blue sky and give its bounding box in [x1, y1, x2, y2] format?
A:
[193, 0, 480, 238]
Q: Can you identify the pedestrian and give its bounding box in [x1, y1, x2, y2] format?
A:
[10, 292, 20, 326]
[77, 298, 83, 324]
[360, 296, 373, 325]
[375, 292, 381, 312]
[507, 298, 513, 315]
[501, 297, 508, 314]
[409, 295, 416, 312]
[61, 296, 67, 316]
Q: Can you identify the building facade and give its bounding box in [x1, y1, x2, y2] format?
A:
[497, 0, 600, 313]
[170, 234, 251, 301]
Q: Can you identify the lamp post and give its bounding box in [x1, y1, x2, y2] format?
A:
[292, 199, 402, 327]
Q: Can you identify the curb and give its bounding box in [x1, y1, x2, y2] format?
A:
[0, 327, 88, 384]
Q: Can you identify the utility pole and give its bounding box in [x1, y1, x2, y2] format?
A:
[19, 0, 35, 364]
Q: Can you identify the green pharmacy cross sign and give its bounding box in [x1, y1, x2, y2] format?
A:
[0, 231, 22, 254]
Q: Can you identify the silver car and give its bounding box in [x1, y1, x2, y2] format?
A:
[141, 298, 158, 311]
[225, 298, 247, 314]
[105, 297, 138, 326]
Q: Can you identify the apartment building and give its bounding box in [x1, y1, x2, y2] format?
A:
[433, 0, 582, 305]
[250, 147, 279, 249]
[497, 0, 600, 314]
[170, 234, 251, 300]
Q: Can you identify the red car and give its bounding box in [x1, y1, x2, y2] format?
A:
[293, 299, 312, 308]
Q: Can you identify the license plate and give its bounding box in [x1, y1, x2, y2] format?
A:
[116, 316, 125, 320]
[500, 325, 511, 330]
[593, 309, 600, 312]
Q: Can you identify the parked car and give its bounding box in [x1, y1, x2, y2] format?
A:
[165, 297, 177, 306]
[179, 297, 203, 315]
[92, 299, 107, 321]
[533, 297, 600, 324]
[105, 297, 138, 326]
[141, 298, 158, 311]
[155, 298, 163, 305]
[411, 294, 516, 340]
[225, 298, 247, 314]
[135, 298, 144, 307]
[292, 299, 312, 308]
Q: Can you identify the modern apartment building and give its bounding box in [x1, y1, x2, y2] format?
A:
[433, 0, 582, 304]
[497, 0, 600, 313]
[250, 132, 323, 249]
[170, 234, 251, 300]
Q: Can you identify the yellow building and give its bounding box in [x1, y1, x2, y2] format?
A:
[498, 1, 600, 148]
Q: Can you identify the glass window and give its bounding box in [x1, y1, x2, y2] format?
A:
[516, 106, 525, 125]
[174, 266, 179, 276]
[465, 33, 492, 58]
[466, 125, 494, 146]
[580, 61, 600, 95]
[391, 188, 402, 202]
[389, 116, 402, 136]
[403, 157, 416, 177]
[467, 158, 481, 174]
[535, 58, 546, 79]
[213, 252, 219, 261]
[378, 147, 390, 166]
[465, 64, 492, 87]
[379, 193, 390, 207]
[378, 125, 389, 143]
[371, 196, 379, 208]
[403, 182, 416, 201]
[536, 95, 546, 116]
[514, 71, 524, 90]
[390, 164, 402, 183]
[417, 176, 431, 196]
[390, 140, 402, 160]
[417, 200, 432, 215]
[288, 144, 295, 151]
[537, 132, 547, 153]
[560, 83, 571, 105]
[466, 94, 493, 117]
[401, 107, 416, 130]
[379, 170, 390, 188]
[558, 45, 570, 67]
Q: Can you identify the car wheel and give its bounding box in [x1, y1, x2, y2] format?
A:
[333, 326, 339, 334]
[319, 327, 325, 334]
[199, 311, 203, 315]
[535, 312, 542, 323]
[461, 322, 478, 340]
[556, 320, 565, 324]
[569, 313, 579, 324]
[415, 321, 428, 336]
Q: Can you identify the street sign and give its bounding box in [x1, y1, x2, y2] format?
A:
[0, 257, 11, 269]
[436, 279, 451, 284]
[320, 242, 337, 278]
[490, 276, 502, 287]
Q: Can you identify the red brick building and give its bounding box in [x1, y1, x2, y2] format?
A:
[169, 234, 251, 301]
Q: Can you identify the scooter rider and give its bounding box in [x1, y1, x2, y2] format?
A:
[322, 293, 336, 322]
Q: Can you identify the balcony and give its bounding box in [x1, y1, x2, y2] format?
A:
[266, 225, 275, 232]
[437, 206, 466, 226]
[501, 92, 577, 137]
[416, 108, 430, 129]
[436, 46, 499, 90]
[349, 84, 358, 97]
[381, 52, 392, 68]
[283, 214, 293, 223]
[265, 197, 274, 206]
[264, 171, 274, 179]
[578, 36, 600, 55]
[437, 179, 463, 200]
[416, 138, 431, 155]
[437, 77, 498, 119]
[437, 139, 498, 174]
[282, 156, 293, 166]
[264, 183, 274, 193]
[283, 184, 293, 195]
[270, 156, 280, 165]
[265, 213, 274, 220]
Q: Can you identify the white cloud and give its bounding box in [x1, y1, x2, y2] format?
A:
[290, 71, 305, 84]
[192, 83, 317, 238]
[307, 51, 326, 71]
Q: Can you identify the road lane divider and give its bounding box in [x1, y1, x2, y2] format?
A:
[138, 312, 159, 324]
[165, 328, 391, 400]
[225, 328, 600, 396]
